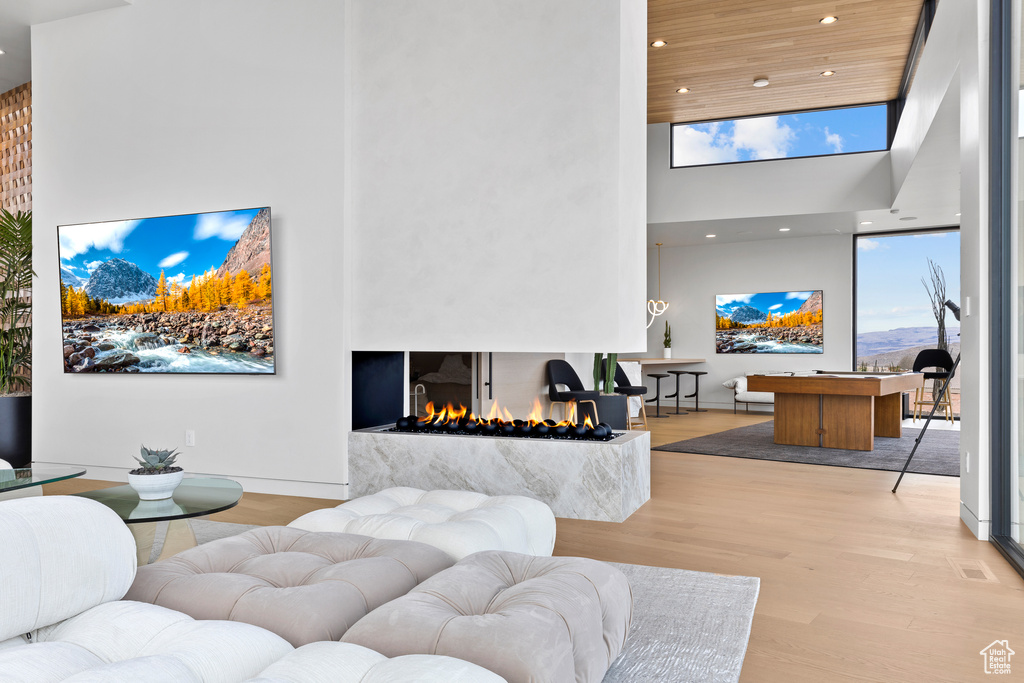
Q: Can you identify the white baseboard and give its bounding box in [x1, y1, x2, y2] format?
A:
[960, 501, 990, 540]
[32, 462, 349, 501]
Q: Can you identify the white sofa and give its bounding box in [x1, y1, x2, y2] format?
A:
[288, 487, 557, 561]
[0, 496, 505, 682]
[724, 371, 822, 413]
[723, 374, 776, 413]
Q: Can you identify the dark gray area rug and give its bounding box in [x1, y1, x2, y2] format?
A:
[171, 521, 758, 683]
[654, 420, 959, 476]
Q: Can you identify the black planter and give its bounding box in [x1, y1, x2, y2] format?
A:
[583, 394, 628, 431]
[0, 395, 31, 468]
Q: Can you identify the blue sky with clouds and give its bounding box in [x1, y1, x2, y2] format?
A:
[59, 208, 264, 286]
[673, 104, 888, 166]
[857, 231, 960, 333]
[716, 291, 818, 318]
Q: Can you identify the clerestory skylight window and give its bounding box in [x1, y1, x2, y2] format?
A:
[671, 103, 890, 168]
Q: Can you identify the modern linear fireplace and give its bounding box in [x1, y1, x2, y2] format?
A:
[349, 398, 650, 522]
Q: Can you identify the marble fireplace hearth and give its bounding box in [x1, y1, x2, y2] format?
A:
[348, 427, 651, 522]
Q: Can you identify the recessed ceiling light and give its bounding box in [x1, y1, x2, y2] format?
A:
[820, 70, 836, 77]
[859, 221, 873, 225]
[650, 40, 667, 48]
[676, 87, 690, 94]
[0, 49, 6, 56]
[955, 212, 961, 216]
[820, 16, 838, 24]
[705, 234, 716, 238]
[899, 216, 918, 221]
[779, 228, 790, 232]
[753, 77, 770, 88]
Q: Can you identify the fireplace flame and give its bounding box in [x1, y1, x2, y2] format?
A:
[399, 397, 612, 440]
[526, 398, 544, 425]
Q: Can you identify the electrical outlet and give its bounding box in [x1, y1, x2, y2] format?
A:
[185, 430, 196, 447]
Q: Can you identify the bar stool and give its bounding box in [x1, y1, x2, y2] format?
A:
[645, 373, 671, 418]
[684, 371, 708, 412]
[664, 370, 690, 415]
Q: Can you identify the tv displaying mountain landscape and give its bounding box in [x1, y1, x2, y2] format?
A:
[58, 207, 275, 374]
[715, 290, 823, 354]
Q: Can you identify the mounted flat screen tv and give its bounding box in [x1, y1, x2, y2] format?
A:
[715, 290, 823, 354]
[58, 207, 275, 374]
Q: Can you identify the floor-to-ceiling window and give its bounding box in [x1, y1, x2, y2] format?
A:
[855, 230, 961, 418]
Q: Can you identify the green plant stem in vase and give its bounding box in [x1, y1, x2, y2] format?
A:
[603, 352, 617, 395]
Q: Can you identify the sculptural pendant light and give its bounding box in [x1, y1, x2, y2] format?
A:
[646, 243, 669, 329]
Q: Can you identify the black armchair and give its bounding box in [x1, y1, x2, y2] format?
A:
[546, 360, 599, 423]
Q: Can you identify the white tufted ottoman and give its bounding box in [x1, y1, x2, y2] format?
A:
[248, 642, 506, 682]
[342, 551, 633, 683]
[288, 487, 556, 561]
[125, 527, 453, 647]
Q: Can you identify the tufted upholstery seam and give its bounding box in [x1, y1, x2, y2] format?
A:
[430, 615, 459, 653]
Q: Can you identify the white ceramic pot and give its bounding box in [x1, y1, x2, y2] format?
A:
[663, 348, 672, 359]
[128, 470, 184, 500]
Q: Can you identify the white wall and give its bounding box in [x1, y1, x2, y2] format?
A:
[641, 235, 853, 409]
[31, 0, 350, 497]
[647, 124, 892, 225]
[348, 0, 648, 354]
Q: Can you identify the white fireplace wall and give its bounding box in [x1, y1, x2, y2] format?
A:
[348, 0, 648, 354]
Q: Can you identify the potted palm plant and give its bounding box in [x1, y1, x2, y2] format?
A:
[0, 209, 33, 468]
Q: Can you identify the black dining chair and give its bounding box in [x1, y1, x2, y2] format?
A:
[546, 360, 600, 423]
[912, 349, 955, 422]
[601, 359, 648, 430]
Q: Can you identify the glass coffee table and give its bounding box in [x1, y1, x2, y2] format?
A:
[0, 466, 87, 500]
[73, 477, 243, 565]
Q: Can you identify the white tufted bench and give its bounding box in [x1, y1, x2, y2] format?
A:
[288, 487, 556, 561]
[126, 527, 454, 647]
[342, 551, 633, 683]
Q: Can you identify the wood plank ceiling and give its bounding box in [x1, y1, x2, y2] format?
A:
[648, 0, 926, 124]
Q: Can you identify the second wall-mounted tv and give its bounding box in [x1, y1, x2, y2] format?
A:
[58, 207, 275, 374]
[715, 290, 823, 354]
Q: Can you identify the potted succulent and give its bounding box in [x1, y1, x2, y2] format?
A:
[663, 321, 672, 359]
[0, 209, 33, 468]
[128, 445, 184, 500]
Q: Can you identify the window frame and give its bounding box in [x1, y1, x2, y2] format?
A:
[852, 226, 962, 420]
[669, 101, 897, 170]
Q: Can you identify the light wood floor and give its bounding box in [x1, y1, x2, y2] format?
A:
[44, 409, 1024, 682]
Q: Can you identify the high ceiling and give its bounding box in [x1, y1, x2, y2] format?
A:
[648, 0, 926, 124]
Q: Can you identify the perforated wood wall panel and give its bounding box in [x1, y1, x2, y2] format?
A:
[1, 82, 31, 213]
